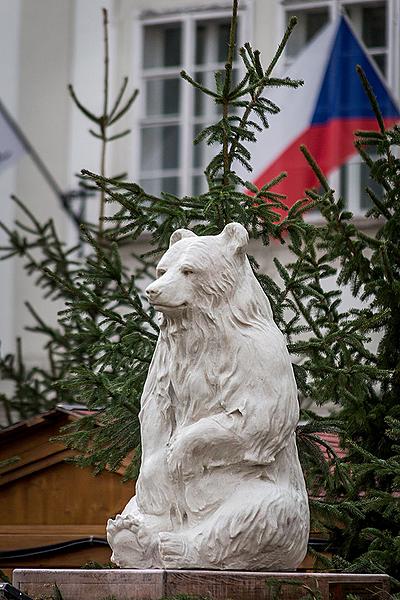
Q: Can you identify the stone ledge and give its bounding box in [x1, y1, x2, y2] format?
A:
[13, 568, 390, 600]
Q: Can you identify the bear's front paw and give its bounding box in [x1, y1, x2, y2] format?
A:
[107, 514, 141, 548]
[166, 434, 200, 481]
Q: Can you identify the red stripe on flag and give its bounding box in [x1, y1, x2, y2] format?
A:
[253, 116, 399, 214]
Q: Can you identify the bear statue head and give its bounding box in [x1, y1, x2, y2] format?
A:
[145, 223, 249, 315]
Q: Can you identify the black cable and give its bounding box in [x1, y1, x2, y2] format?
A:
[0, 537, 108, 561]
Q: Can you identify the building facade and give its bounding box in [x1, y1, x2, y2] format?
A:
[0, 0, 399, 370]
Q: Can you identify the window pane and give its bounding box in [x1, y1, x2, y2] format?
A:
[193, 123, 214, 169]
[194, 71, 218, 116]
[362, 5, 386, 48]
[193, 123, 204, 168]
[195, 18, 235, 65]
[360, 162, 381, 210]
[285, 9, 329, 58]
[217, 22, 231, 63]
[140, 177, 179, 196]
[339, 164, 347, 201]
[141, 125, 180, 171]
[145, 78, 181, 116]
[192, 174, 207, 196]
[143, 23, 181, 68]
[372, 53, 386, 75]
[196, 24, 207, 65]
[162, 126, 179, 169]
[306, 10, 328, 41]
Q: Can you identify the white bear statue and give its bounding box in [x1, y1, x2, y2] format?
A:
[107, 223, 309, 570]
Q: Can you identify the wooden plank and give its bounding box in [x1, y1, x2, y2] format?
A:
[1, 546, 111, 573]
[0, 450, 75, 486]
[164, 571, 391, 600]
[0, 410, 133, 478]
[0, 441, 66, 477]
[0, 461, 133, 526]
[0, 413, 75, 459]
[11, 570, 391, 600]
[13, 569, 164, 600]
[0, 524, 106, 550]
[165, 570, 318, 600]
[0, 525, 107, 535]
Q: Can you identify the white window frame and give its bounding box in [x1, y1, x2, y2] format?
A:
[129, 4, 251, 197]
[281, 0, 400, 217]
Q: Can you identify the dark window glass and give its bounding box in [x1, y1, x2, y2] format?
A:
[217, 22, 231, 62]
[195, 19, 234, 65]
[140, 177, 179, 196]
[192, 174, 207, 195]
[286, 9, 329, 58]
[306, 11, 328, 41]
[372, 53, 386, 75]
[360, 162, 382, 210]
[141, 125, 180, 171]
[196, 24, 206, 64]
[340, 164, 348, 201]
[162, 126, 179, 169]
[164, 26, 181, 66]
[146, 78, 180, 116]
[143, 24, 181, 68]
[362, 5, 386, 48]
[192, 123, 213, 170]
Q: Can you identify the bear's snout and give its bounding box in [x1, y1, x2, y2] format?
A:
[145, 284, 161, 301]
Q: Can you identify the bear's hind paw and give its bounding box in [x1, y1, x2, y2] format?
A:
[159, 531, 197, 568]
[107, 514, 155, 568]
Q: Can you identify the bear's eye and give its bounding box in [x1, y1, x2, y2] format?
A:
[156, 268, 166, 278]
[181, 267, 194, 276]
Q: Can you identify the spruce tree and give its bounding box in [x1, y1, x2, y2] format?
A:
[261, 65, 400, 583]
[295, 68, 400, 583]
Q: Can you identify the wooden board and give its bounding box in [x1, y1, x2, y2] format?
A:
[0, 525, 106, 550]
[13, 569, 391, 600]
[13, 569, 164, 600]
[0, 456, 133, 527]
[164, 570, 391, 600]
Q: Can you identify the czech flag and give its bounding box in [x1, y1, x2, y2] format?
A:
[250, 15, 400, 208]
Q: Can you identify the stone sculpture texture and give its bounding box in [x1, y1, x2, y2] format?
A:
[107, 223, 310, 570]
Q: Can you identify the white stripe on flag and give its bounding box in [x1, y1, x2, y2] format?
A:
[250, 20, 337, 182]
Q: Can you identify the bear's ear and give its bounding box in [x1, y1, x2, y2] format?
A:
[169, 228, 197, 247]
[221, 223, 248, 255]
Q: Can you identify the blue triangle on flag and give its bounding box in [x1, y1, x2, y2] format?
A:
[311, 16, 400, 124]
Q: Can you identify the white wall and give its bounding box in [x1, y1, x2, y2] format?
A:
[0, 0, 119, 364]
[67, 0, 116, 242]
[9, 1, 76, 366]
[0, 0, 21, 356]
